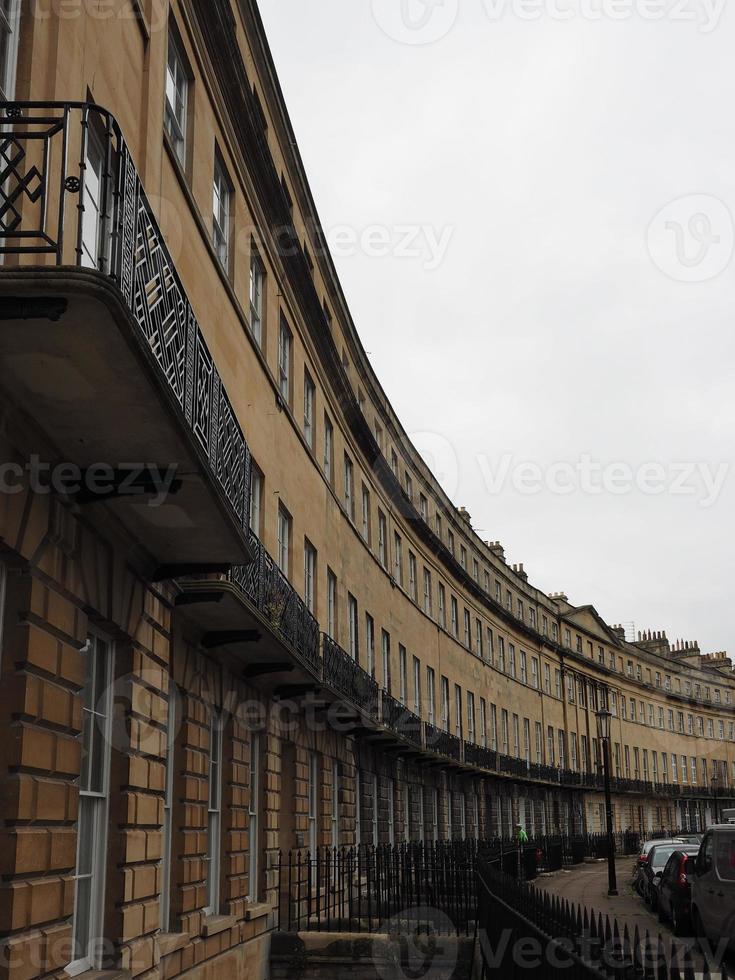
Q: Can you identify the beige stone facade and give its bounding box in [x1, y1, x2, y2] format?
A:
[0, 2, 733, 980]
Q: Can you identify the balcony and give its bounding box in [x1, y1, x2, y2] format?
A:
[464, 741, 497, 771]
[424, 722, 462, 761]
[231, 532, 320, 674]
[322, 634, 380, 721]
[0, 102, 252, 567]
[380, 692, 423, 746]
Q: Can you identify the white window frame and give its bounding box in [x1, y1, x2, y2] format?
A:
[204, 708, 223, 917]
[399, 646, 407, 705]
[248, 734, 260, 902]
[361, 484, 371, 542]
[426, 667, 436, 725]
[387, 778, 395, 845]
[378, 512, 387, 567]
[304, 540, 316, 613]
[308, 753, 319, 854]
[165, 24, 188, 164]
[249, 463, 263, 536]
[327, 569, 337, 639]
[0, 0, 19, 100]
[323, 414, 334, 482]
[403, 786, 410, 843]
[348, 594, 358, 661]
[80, 119, 108, 272]
[372, 772, 379, 847]
[344, 454, 354, 520]
[249, 245, 265, 346]
[365, 614, 375, 677]
[278, 316, 292, 402]
[212, 151, 232, 270]
[160, 685, 178, 932]
[277, 503, 291, 576]
[303, 371, 315, 449]
[393, 531, 402, 582]
[68, 631, 114, 977]
[331, 760, 340, 851]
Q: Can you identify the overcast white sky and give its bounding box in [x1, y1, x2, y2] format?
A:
[258, 0, 735, 654]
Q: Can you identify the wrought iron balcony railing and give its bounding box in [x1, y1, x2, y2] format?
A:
[380, 692, 423, 746]
[463, 741, 497, 771]
[424, 722, 462, 761]
[322, 634, 379, 720]
[0, 101, 251, 534]
[231, 530, 320, 673]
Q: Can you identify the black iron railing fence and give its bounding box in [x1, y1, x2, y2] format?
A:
[279, 842, 478, 936]
[0, 102, 252, 532]
[476, 860, 732, 980]
[276, 833, 646, 938]
[323, 633, 380, 719]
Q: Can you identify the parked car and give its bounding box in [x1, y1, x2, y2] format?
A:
[657, 848, 701, 935]
[676, 834, 703, 846]
[633, 838, 684, 895]
[690, 825, 735, 952]
[641, 843, 698, 909]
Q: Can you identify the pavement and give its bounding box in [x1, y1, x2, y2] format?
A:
[533, 857, 708, 970]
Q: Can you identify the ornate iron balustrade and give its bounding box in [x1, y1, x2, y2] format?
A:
[230, 531, 321, 673]
[380, 692, 423, 745]
[424, 722, 462, 761]
[464, 741, 497, 771]
[0, 101, 251, 532]
[322, 634, 379, 719]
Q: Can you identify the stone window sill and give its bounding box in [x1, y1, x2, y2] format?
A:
[244, 902, 271, 921]
[65, 971, 131, 980]
[156, 933, 189, 958]
[202, 914, 237, 937]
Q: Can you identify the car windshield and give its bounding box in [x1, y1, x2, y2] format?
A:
[715, 834, 735, 882]
[651, 846, 678, 869]
[643, 839, 677, 855]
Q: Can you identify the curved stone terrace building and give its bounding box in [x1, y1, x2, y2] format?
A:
[0, 3, 731, 980]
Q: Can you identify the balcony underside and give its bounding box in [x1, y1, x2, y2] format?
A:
[175, 578, 326, 695]
[0, 269, 252, 568]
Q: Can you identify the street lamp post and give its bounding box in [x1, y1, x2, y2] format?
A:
[712, 770, 721, 826]
[596, 707, 618, 896]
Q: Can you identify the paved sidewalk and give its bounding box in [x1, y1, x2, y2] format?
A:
[535, 858, 666, 939]
[533, 858, 711, 972]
